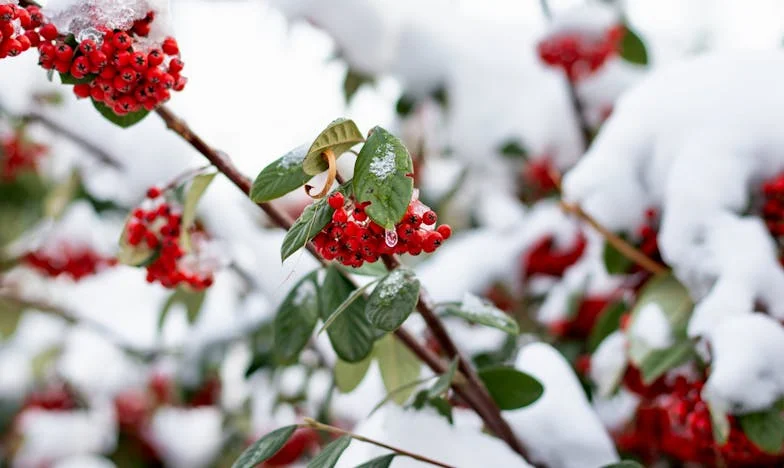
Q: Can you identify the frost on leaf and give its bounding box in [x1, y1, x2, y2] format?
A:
[278, 143, 308, 170]
[44, 0, 171, 41]
[368, 141, 396, 180]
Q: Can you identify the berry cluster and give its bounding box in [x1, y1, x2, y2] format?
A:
[537, 25, 624, 81]
[0, 3, 45, 59]
[23, 242, 117, 280]
[313, 192, 452, 267]
[37, 12, 186, 115]
[1, 131, 47, 181]
[124, 187, 214, 290]
[616, 376, 784, 466]
[548, 294, 611, 339]
[523, 232, 587, 278]
[760, 173, 784, 264]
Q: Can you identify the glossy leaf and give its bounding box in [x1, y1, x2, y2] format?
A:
[91, 99, 150, 128]
[281, 183, 352, 262]
[442, 293, 519, 335]
[603, 238, 632, 274]
[250, 144, 312, 203]
[365, 269, 420, 332]
[478, 366, 544, 410]
[640, 340, 695, 384]
[356, 454, 395, 468]
[620, 25, 648, 66]
[319, 266, 376, 362]
[739, 408, 784, 454]
[375, 334, 421, 405]
[274, 272, 320, 363]
[232, 425, 297, 468]
[353, 126, 414, 229]
[303, 118, 364, 176]
[588, 301, 627, 352]
[180, 172, 217, 251]
[307, 435, 351, 468]
[334, 355, 372, 393]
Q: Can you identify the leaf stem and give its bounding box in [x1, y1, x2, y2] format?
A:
[302, 418, 456, 468]
[305, 149, 337, 199]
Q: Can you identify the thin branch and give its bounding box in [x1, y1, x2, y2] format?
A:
[303, 417, 456, 468]
[153, 105, 535, 464]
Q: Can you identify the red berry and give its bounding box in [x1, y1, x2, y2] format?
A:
[422, 210, 437, 225]
[147, 187, 162, 199]
[112, 32, 131, 50]
[39, 23, 58, 41]
[328, 192, 344, 209]
[161, 37, 179, 55]
[436, 224, 452, 240]
[73, 83, 91, 99]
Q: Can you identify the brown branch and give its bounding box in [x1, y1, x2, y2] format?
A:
[154, 106, 535, 464]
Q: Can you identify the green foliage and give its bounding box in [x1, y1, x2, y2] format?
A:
[477, 366, 544, 410]
[303, 118, 364, 176]
[91, 100, 150, 128]
[319, 266, 376, 362]
[232, 425, 297, 468]
[365, 269, 420, 332]
[274, 272, 320, 363]
[250, 144, 312, 203]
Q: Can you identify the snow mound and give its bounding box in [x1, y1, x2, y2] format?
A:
[149, 406, 223, 468]
[563, 52, 784, 338]
[336, 405, 532, 468]
[629, 302, 673, 350]
[508, 342, 619, 468]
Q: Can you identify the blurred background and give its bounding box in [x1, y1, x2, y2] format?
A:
[2, 0, 784, 466]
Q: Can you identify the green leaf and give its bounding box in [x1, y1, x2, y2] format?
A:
[628, 274, 693, 366]
[478, 366, 544, 410]
[117, 215, 159, 267]
[708, 401, 730, 446]
[158, 288, 207, 329]
[441, 293, 519, 335]
[353, 126, 414, 229]
[334, 355, 372, 393]
[428, 357, 459, 399]
[375, 334, 421, 405]
[319, 266, 376, 362]
[601, 462, 645, 468]
[280, 183, 352, 262]
[308, 435, 351, 468]
[0, 297, 24, 339]
[59, 72, 95, 85]
[303, 118, 364, 176]
[428, 396, 454, 424]
[603, 238, 632, 274]
[250, 144, 312, 203]
[180, 172, 217, 252]
[232, 425, 297, 468]
[319, 277, 379, 335]
[343, 69, 374, 103]
[619, 24, 648, 66]
[370, 377, 434, 416]
[395, 94, 416, 117]
[639, 340, 695, 384]
[739, 408, 784, 454]
[274, 272, 320, 363]
[365, 269, 420, 332]
[91, 99, 150, 128]
[356, 454, 396, 468]
[588, 301, 627, 352]
[498, 139, 528, 159]
[340, 261, 388, 277]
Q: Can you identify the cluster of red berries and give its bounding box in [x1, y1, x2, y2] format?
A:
[615, 376, 784, 466]
[22, 383, 78, 412]
[313, 192, 452, 267]
[760, 173, 784, 264]
[537, 25, 624, 81]
[548, 294, 612, 339]
[36, 12, 186, 115]
[0, 132, 47, 181]
[0, 3, 45, 59]
[125, 187, 213, 290]
[23, 242, 117, 280]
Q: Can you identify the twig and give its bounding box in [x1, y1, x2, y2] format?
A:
[303, 417, 456, 468]
[153, 105, 535, 464]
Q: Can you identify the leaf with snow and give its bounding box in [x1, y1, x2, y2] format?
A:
[180, 172, 217, 252]
[281, 183, 352, 261]
[365, 269, 420, 332]
[303, 118, 364, 176]
[639, 340, 695, 384]
[232, 425, 297, 468]
[334, 355, 372, 393]
[375, 334, 421, 405]
[308, 435, 351, 468]
[478, 366, 544, 410]
[355, 454, 396, 468]
[739, 408, 784, 454]
[353, 127, 414, 229]
[92, 99, 149, 128]
[250, 144, 312, 202]
[319, 266, 376, 362]
[274, 271, 320, 363]
[442, 293, 519, 335]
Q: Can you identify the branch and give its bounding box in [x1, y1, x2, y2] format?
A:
[303, 418, 456, 468]
[154, 106, 535, 464]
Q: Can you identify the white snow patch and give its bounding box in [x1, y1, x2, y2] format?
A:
[590, 331, 628, 398]
[369, 141, 397, 180]
[629, 303, 673, 350]
[507, 343, 619, 468]
[149, 406, 223, 468]
[278, 143, 309, 169]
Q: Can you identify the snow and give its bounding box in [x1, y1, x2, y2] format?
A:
[278, 143, 308, 169]
[629, 302, 673, 350]
[336, 405, 533, 468]
[506, 342, 619, 468]
[369, 141, 397, 180]
[376, 269, 408, 299]
[590, 331, 627, 398]
[53, 455, 116, 468]
[593, 389, 640, 433]
[547, 3, 619, 36]
[702, 313, 784, 414]
[149, 406, 223, 468]
[44, 0, 171, 42]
